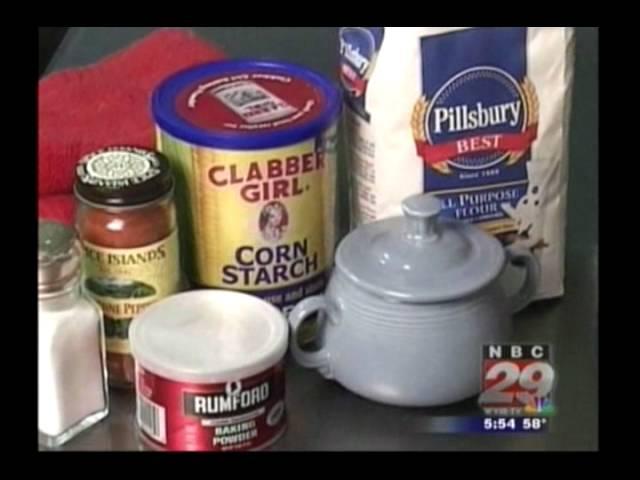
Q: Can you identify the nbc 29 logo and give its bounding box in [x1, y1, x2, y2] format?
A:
[479, 344, 556, 417]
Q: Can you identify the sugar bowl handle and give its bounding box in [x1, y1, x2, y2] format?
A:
[288, 296, 333, 379]
[506, 245, 541, 314]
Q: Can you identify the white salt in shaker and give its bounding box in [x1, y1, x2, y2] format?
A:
[38, 221, 109, 448]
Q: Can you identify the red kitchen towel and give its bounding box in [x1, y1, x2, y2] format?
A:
[39, 28, 226, 225]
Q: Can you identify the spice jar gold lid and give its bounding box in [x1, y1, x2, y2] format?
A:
[74, 147, 174, 207]
[38, 221, 82, 295]
[130, 291, 289, 384]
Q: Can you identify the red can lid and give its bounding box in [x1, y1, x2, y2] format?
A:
[153, 61, 342, 150]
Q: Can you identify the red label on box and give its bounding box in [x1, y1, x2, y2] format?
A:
[136, 362, 286, 451]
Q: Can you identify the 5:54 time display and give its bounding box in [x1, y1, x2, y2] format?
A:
[483, 417, 548, 432]
[484, 418, 517, 431]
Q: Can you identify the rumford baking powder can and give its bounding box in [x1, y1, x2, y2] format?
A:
[152, 61, 341, 314]
[130, 291, 288, 452]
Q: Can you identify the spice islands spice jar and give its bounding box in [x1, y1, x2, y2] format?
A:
[74, 147, 182, 389]
[152, 60, 341, 316]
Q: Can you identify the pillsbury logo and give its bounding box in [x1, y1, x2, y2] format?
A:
[413, 66, 539, 174]
[340, 27, 381, 99]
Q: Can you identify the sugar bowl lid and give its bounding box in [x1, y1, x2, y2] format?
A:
[336, 194, 506, 303]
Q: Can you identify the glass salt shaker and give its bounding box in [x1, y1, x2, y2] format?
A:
[38, 221, 109, 448]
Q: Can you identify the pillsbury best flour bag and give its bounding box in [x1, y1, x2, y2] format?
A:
[340, 27, 575, 300]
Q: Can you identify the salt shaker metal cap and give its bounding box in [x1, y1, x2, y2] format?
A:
[38, 221, 82, 295]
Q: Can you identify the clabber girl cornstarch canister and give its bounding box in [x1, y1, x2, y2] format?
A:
[152, 60, 341, 314]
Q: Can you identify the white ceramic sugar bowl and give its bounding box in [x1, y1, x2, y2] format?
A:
[288, 194, 540, 407]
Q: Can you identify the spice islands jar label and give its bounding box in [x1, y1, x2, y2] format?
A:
[83, 231, 180, 354]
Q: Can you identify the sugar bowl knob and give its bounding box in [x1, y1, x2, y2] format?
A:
[402, 194, 442, 242]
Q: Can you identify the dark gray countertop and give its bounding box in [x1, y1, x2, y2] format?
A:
[42, 27, 599, 451]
